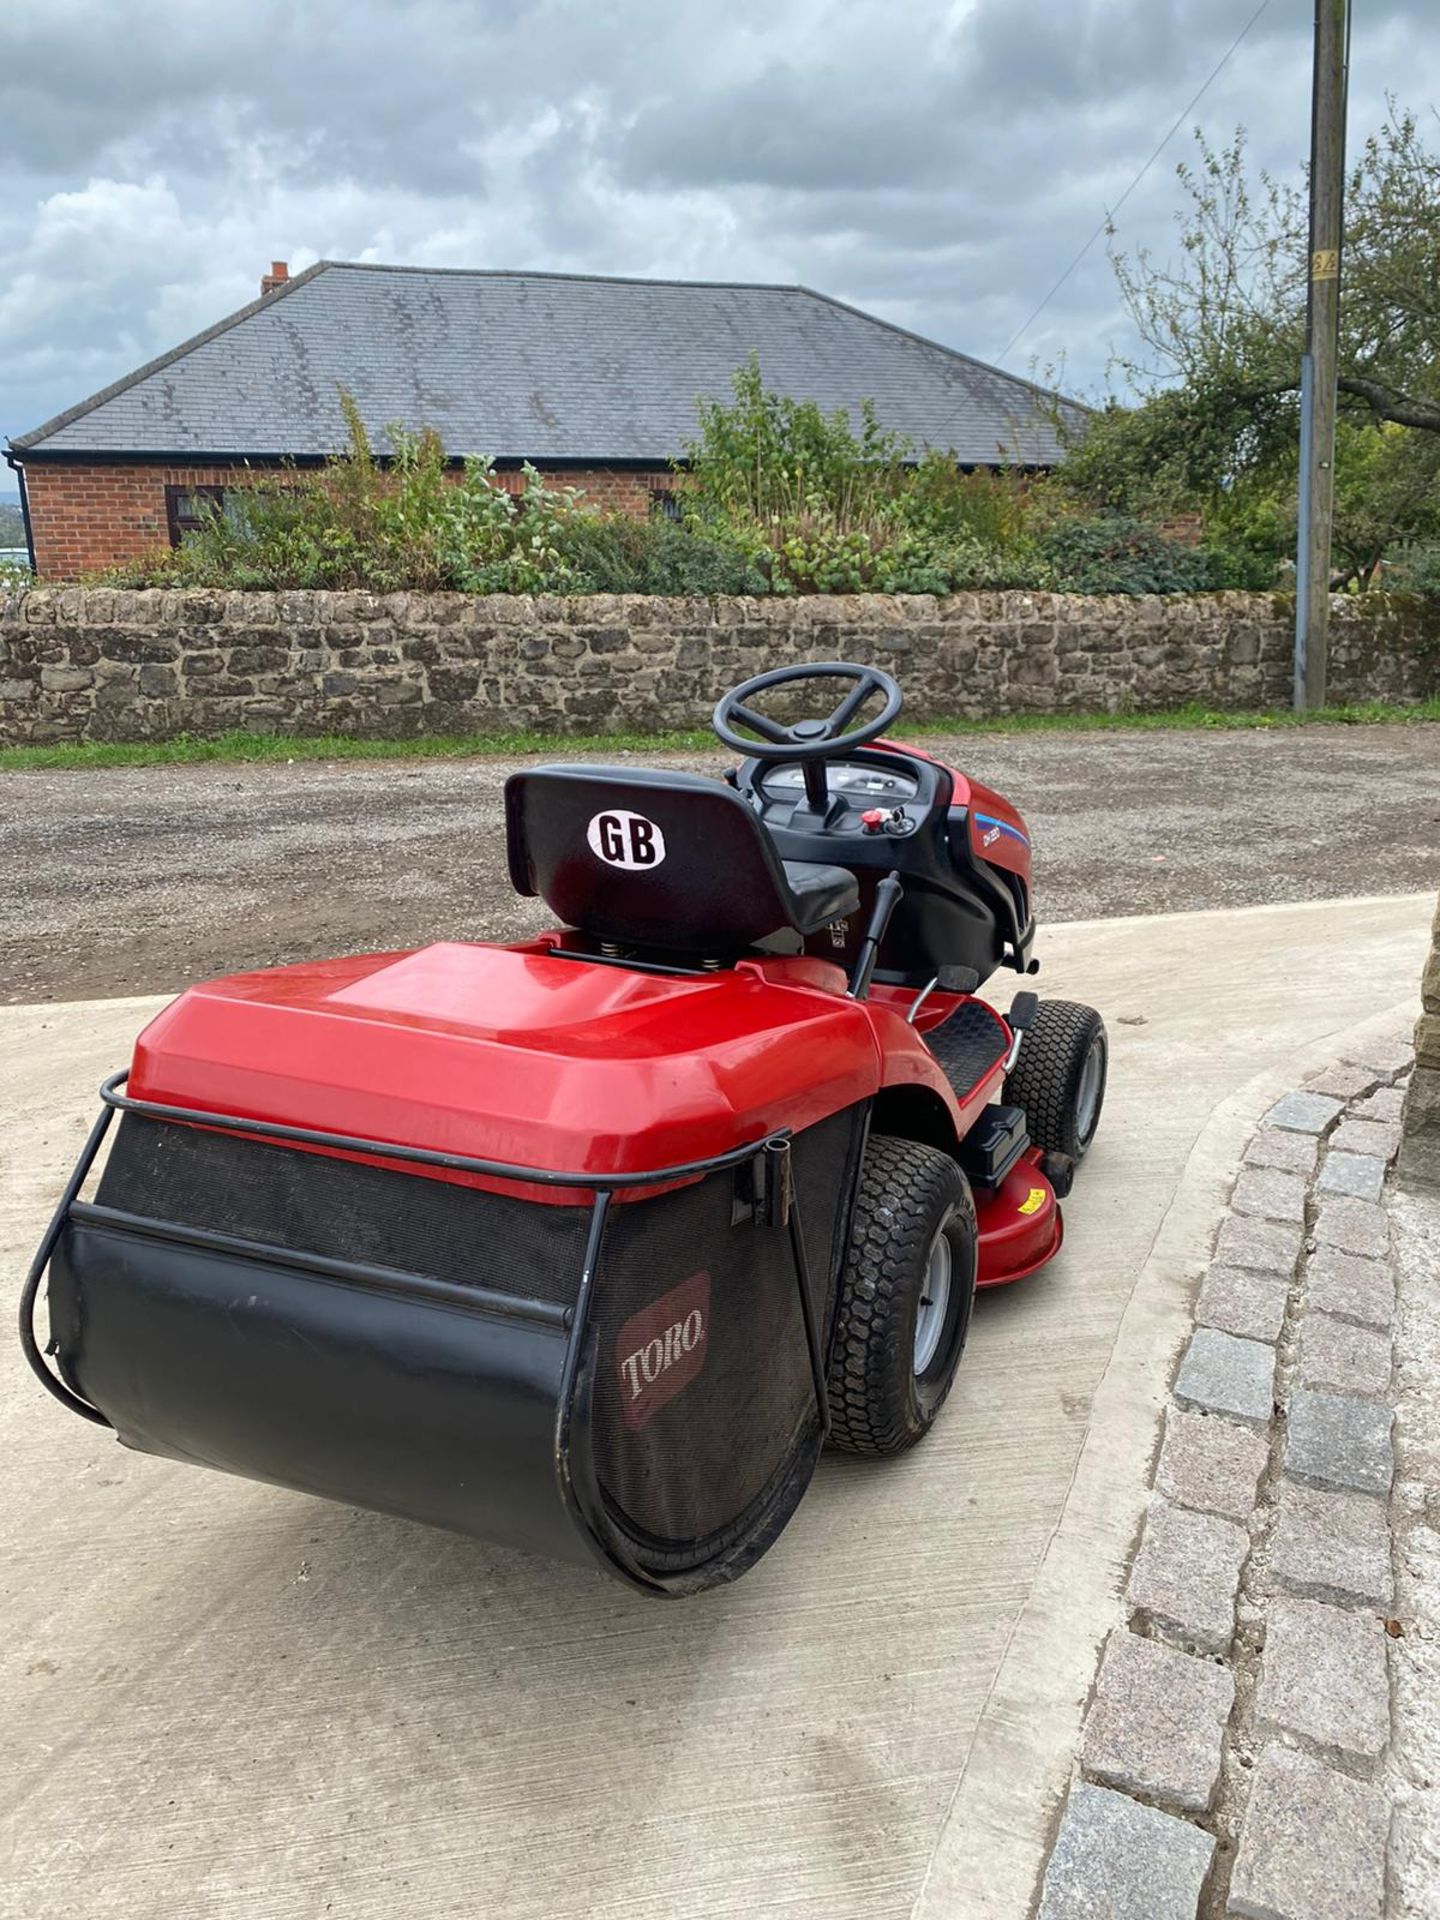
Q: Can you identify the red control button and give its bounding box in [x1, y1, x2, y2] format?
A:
[860, 808, 888, 833]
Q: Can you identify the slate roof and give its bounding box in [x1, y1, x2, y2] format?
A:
[11, 262, 1082, 466]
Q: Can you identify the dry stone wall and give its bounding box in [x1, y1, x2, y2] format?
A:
[1399, 894, 1440, 1190]
[1, 586, 1436, 745]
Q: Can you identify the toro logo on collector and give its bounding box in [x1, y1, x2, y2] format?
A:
[614, 1271, 710, 1431]
[587, 810, 667, 869]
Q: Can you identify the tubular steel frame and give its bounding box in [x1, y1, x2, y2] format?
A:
[20, 1073, 830, 1463]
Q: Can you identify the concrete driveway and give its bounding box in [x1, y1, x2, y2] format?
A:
[1, 891, 1429, 1920]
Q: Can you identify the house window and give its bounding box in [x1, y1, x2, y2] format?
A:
[165, 485, 228, 546]
[650, 488, 684, 524]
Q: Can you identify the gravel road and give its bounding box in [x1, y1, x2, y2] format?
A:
[3, 723, 1438, 1003]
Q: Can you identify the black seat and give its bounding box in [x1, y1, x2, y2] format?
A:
[505, 765, 860, 956]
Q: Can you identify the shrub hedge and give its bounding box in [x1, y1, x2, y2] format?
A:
[73, 364, 1360, 599]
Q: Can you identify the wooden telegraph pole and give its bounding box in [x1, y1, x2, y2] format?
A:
[1294, 0, 1350, 710]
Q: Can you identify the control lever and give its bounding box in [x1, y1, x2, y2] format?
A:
[847, 874, 903, 1001]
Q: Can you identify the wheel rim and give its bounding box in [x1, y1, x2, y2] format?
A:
[913, 1224, 953, 1376]
[1076, 1034, 1105, 1146]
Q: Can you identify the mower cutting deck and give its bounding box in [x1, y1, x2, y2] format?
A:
[23, 662, 1106, 1596]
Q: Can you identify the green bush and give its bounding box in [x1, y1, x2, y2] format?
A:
[71, 370, 1296, 600]
[1196, 540, 1286, 590]
[1036, 516, 1233, 594]
[102, 399, 589, 594]
[896, 452, 1034, 548]
[679, 361, 1063, 594]
[1382, 544, 1440, 595]
[551, 512, 769, 594]
[872, 529, 1050, 594]
[685, 354, 910, 528]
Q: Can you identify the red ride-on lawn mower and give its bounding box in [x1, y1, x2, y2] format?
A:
[22, 663, 1106, 1597]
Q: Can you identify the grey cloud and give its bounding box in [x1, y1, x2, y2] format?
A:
[2, 0, 1438, 446]
[609, 0, 1312, 199]
[615, 61, 968, 193]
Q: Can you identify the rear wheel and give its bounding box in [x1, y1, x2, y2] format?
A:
[1005, 999, 1108, 1162]
[826, 1135, 978, 1456]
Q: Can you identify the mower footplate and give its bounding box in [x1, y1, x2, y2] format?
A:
[923, 1000, 1009, 1103]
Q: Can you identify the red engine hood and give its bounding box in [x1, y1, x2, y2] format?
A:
[128, 940, 886, 1182]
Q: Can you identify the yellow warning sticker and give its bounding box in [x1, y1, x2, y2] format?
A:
[1018, 1187, 1046, 1215]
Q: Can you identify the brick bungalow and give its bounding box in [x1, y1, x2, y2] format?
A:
[6, 261, 1081, 579]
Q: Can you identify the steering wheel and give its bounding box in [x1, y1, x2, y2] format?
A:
[712, 662, 903, 763]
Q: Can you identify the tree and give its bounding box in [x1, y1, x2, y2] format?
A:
[1113, 111, 1440, 441]
[1061, 110, 1440, 584]
[1326, 420, 1440, 587]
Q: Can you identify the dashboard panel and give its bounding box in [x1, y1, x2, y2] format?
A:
[731, 745, 1032, 984]
[758, 761, 920, 803]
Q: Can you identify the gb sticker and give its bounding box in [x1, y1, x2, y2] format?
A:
[587, 810, 667, 870]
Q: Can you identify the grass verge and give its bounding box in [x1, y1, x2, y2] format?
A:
[2, 696, 1437, 773]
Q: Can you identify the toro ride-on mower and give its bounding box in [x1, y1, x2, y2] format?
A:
[22, 663, 1106, 1597]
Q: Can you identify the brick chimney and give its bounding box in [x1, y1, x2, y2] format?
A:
[260, 260, 289, 296]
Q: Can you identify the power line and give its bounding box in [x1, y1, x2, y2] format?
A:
[993, 0, 1277, 370]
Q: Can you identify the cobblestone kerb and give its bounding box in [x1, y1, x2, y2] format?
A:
[1, 586, 1437, 745]
[1037, 1033, 1415, 1920]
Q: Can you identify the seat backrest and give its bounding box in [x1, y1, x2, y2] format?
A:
[505, 765, 808, 954]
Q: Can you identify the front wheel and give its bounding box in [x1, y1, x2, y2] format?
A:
[826, 1135, 978, 1456]
[1005, 999, 1108, 1162]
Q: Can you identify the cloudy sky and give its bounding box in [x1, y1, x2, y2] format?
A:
[2, 0, 1437, 462]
